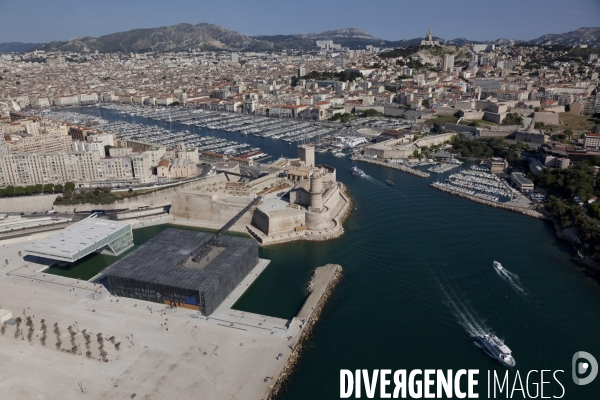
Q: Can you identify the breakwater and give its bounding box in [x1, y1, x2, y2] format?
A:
[430, 183, 546, 219]
[269, 264, 343, 399]
[352, 157, 430, 178]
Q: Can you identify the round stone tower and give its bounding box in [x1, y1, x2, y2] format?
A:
[309, 172, 323, 211]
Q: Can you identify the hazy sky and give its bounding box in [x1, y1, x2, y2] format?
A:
[1, 0, 599, 43]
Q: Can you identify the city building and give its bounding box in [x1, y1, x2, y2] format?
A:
[0, 151, 100, 186]
[104, 229, 260, 315]
[485, 157, 508, 173]
[584, 134, 600, 149]
[24, 215, 134, 263]
[511, 172, 534, 191]
[442, 54, 455, 72]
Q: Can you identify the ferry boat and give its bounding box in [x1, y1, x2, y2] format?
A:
[478, 334, 516, 367]
[351, 167, 365, 177]
[493, 261, 503, 271]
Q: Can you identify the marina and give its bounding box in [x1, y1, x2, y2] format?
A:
[32, 105, 373, 161]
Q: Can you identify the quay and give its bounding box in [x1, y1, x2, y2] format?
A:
[0, 228, 343, 400]
[352, 156, 431, 178]
[430, 182, 547, 219]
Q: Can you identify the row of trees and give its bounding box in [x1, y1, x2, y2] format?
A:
[328, 113, 354, 123]
[449, 135, 530, 168]
[0, 182, 75, 197]
[55, 186, 117, 206]
[300, 70, 364, 82]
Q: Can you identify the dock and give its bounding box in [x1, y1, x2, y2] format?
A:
[352, 156, 430, 178]
[0, 229, 343, 400]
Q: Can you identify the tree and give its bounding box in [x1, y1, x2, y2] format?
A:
[590, 202, 600, 220]
[422, 99, 430, 108]
[4, 186, 14, 197]
[43, 183, 54, 193]
[564, 129, 573, 137]
[432, 122, 445, 134]
[64, 182, 75, 191]
[128, 188, 133, 194]
[24, 186, 35, 195]
[54, 184, 64, 193]
[502, 113, 523, 125]
[14, 186, 25, 196]
[362, 109, 380, 117]
[34, 184, 43, 194]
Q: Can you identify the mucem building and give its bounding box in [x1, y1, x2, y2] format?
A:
[104, 228, 259, 315]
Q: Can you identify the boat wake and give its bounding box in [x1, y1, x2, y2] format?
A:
[364, 175, 391, 189]
[494, 265, 527, 296]
[439, 283, 490, 337]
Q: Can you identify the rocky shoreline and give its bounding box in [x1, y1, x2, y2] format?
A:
[544, 212, 600, 274]
[268, 264, 343, 399]
[430, 183, 547, 219]
[352, 157, 430, 178]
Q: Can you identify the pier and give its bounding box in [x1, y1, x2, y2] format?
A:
[430, 182, 546, 219]
[351, 156, 431, 178]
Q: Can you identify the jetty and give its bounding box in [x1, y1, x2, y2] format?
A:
[351, 156, 430, 178]
[430, 182, 546, 219]
[269, 264, 343, 399]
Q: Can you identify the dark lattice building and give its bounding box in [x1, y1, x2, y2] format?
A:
[105, 228, 258, 315]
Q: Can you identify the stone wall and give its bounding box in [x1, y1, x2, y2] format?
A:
[252, 208, 306, 236]
[305, 209, 333, 230]
[171, 191, 254, 224]
[0, 194, 59, 213]
[483, 111, 505, 124]
[53, 177, 220, 213]
[415, 132, 455, 147]
[444, 123, 482, 136]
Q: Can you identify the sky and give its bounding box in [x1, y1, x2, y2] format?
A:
[0, 0, 599, 44]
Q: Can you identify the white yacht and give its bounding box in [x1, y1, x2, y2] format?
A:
[493, 261, 503, 271]
[478, 334, 516, 367]
[351, 167, 365, 177]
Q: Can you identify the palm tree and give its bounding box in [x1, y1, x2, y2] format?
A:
[14, 317, 22, 338]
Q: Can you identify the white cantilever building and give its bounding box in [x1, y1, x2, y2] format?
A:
[24, 215, 134, 262]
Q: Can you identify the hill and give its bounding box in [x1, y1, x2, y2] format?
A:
[0, 42, 41, 53]
[528, 27, 600, 47]
[8, 24, 600, 54]
[36, 23, 272, 53]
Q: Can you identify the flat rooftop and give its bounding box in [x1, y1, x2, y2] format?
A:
[24, 216, 132, 262]
[512, 172, 533, 186]
[103, 228, 256, 292]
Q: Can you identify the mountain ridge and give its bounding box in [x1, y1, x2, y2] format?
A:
[1, 24, 599, 53]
